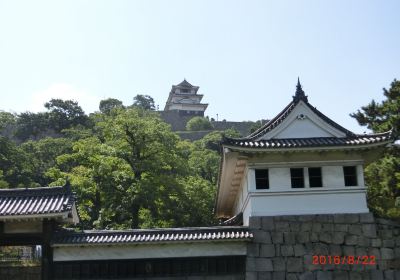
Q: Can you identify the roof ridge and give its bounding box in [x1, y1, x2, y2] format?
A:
[0, 185, 71, 197]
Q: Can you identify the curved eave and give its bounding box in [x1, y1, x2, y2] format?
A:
[222, 140, 393, 153]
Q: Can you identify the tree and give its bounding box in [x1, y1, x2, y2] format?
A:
[99, 98, 124, 115]
[350, 79, 400, 219]
[14, 112, 50, 141]
[47, 108, 214, 229]
[132, 95, 155, 111]
[186, 117, 213, 131]
[45, 99, 88, 132]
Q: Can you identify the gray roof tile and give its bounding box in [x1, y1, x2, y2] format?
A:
[52, 226, 252, 245]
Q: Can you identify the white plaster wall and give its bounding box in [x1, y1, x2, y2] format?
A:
[322, 166, 345, 187]
[269, 168, 291, 191]
[241, 190, 368, 224]
[274, 118, 333, 139]
[53, 242, 247, 262]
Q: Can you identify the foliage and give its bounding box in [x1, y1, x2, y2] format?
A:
[351, 79, 400, 219]
[250, 120, 264, 133]
[45, 99, 89, 132]
[14, 112, 50, 141]
[0, 136, 35, 188]
[99, 98, 124, 115]
[186, 117, 213, 131]
[132, 94, 155, 111]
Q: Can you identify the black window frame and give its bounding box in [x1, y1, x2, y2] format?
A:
[255, 169, 269, 190]
[343, 166, 358, 186]
[308, 167, 323, 188]
[290, 168, 304, 188]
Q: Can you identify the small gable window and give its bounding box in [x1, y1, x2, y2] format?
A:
[255, 169, 269, 189]
[290, 168, 304, 188]
[308, 167, 323, 188]
[343, 166, 358, 186]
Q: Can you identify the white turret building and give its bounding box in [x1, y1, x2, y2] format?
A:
[216, 79, 393, 225]
[164, 79, 208, 116]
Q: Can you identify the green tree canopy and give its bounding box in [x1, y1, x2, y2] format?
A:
[351, 79, 400, 219]
[45, 99, 88, 132]
[132, 94, 155, 111]
[99, 98, 124, 115]
[186, 117, 213, 131]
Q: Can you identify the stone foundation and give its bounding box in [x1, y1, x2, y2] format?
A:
[247, 213, 400, 279]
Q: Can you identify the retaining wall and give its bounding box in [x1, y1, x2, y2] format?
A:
[247, 213, 400, 280]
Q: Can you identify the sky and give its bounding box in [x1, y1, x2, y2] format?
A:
[0, 0, 399, 134]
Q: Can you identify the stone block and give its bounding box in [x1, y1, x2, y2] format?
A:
[384, 270, 395, 280]
[321, 223, 334, 231]
[382, 239, 395, 248]
[316, 214, 334, 223]
[301, 222, 313, 231]
[349, 225, 362, 235]
[247, 258, 273, 272]
[254, 230, 272, 244]
[275, 221, 290, 231]
[395, 247, 400, 258]
[294, 244, 306, 256]
[299, 272, 315, 280]
[394, 271, 400, 280]
[284, 232, 297, 244]
[368, 248, 380, 259]
[286, 273, 299, 280]
[380, 248, 394, 260]
[249, 217, 262, 229]
[246, 272, 258, 280]
[334, 224, 349, 232]
[258, 272, 272, 280]
[317, 271, 333, 280]
[332, 232, 345, 245]
[355, 247, 368, 257]
[313, 243, 329, 255]
[320, 232, 332, 243]
[369, 270, 383, 280]
[357, 236, 370, 247]
[329, 244, 342, 255]
[272, 257, 285, 271]
[260, 244, 276, 258]
[248, 243, 260, 257]
[333, 271, 349, 280]
[281, 245, 294, 256]
[297, 232, 310, 243]
[272, 272, 285, 280]
[342, 246, 355, 256]
[261, 217, 275, 231]
[298, 215, 315, 222]
[370, 238, 382, 247]
[275, 244, 281, 257]
[287, 257, 303, 272]
[271, 232, 284, 244]
[344, 235, 358, 245]
[378, 230, 393, 239]
[290, 222, 301, 232]
[348, 272, 363, 280]
[359, 213, 374, 223]
[362, 224, 377, 238]
[310, 232, 319, 242]
[312, 223, 322, 232]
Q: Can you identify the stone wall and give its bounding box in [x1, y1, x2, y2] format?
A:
[247, 213, 400, 279]
[0, 265, 41, 280]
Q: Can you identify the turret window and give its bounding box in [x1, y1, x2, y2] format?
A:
[308, 167, 322, 188]
[255, 169, 269, 189]
[343, 166, 358, 186]
[290, 168, 304, 188]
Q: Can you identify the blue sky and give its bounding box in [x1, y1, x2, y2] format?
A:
[0, 0, 399, 133]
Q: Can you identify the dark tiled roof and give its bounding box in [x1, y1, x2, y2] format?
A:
[52, 227, 252, 245]
[0, 185, 75, 218]
[247, 100, 356, 140]
[176, 79, 195, 88]
[223, 131, 393, 149]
